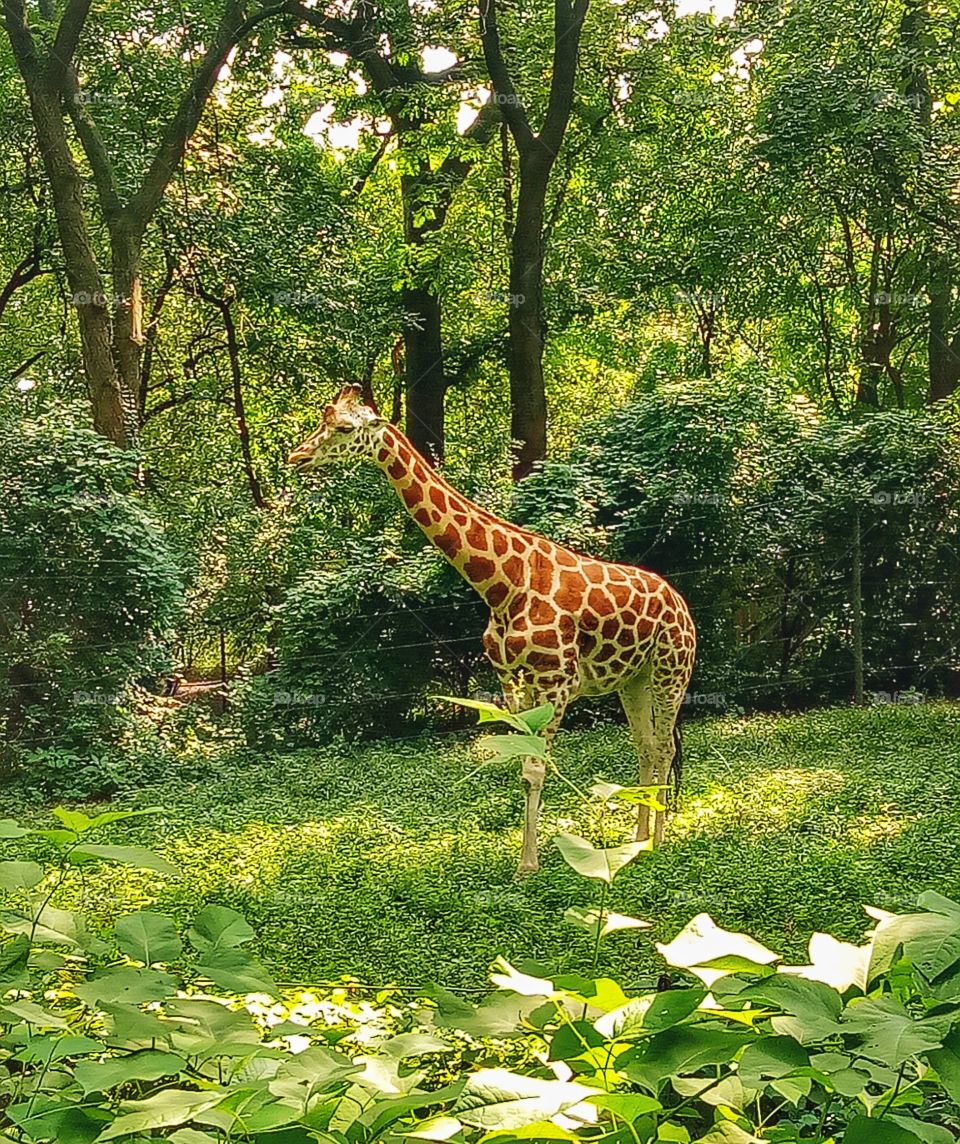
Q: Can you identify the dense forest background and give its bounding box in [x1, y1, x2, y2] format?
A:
[2, 0, 960, 784]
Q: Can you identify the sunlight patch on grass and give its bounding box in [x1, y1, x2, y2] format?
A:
[674, 767, 846, 836]
[845, 808, 913, 847]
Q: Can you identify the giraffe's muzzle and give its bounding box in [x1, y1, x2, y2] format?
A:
[287, 444, 316, 469]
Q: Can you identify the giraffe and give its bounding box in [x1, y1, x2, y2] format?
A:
[288, 385, 696, 873]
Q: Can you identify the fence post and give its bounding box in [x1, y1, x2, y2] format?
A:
[851, 505, 865, 705]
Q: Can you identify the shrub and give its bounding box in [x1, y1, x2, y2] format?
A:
[516, 376, 960, 712]
[0, 414, 183, 780]
[238, 536, 488, 746]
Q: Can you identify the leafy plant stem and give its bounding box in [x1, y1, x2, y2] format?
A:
[876, 1063, 905, 1121]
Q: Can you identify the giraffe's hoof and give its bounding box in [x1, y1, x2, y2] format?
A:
[515, 862, 539, 878]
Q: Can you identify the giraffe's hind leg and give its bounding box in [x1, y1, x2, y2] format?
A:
[618, 665, 657, 842]
[620, 660, 688, 845]
[647, 641, 694, 844]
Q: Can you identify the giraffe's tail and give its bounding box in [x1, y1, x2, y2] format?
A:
[668, 719, 683, 810]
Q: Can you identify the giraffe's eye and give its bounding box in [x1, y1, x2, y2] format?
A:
[335, 426, 352, 434]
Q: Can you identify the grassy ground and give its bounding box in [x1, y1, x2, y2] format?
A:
[7, 701, 960, 993]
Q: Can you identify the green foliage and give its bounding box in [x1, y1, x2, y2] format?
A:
[0, 414, 183, 783]
[4, 786, 960, 1142]
[237, 528, 488, 746]
[516, 379, 960, 710]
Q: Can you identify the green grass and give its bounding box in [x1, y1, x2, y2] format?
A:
[7, 701, 960, 993]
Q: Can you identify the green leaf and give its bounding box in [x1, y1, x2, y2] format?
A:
[381, 1032, 453, 1058]
[621, 1026, 754, 1090]
[590, 780, 668, 811]
[270, 1044, 360, 1095]
[70, 844, 178, 877]
[0, 999, 69, 1028]
[0, 861, 43, 892]
[517, 703, 554, 733]
[17, 1033, 102, 1063]
[2, 904, 97, 950]
[554, 833, 649, 883]
[453, 1068, 600, 1130]
[74, 1050, 186, 1094]
[427, 987, 544, 1038]
[656, 915, 779, 984]
[51, 806, 93, 834]
[642, 987, 708, 1032]
[188, 905, 255, 952]
[102, 1001, 177, 1047]
[74, 967, 177, 1007]
[887, 1115, 956, 1144]
[738, 1036, 809, 1084]
[869, 911, 960, 982]
[6, 1098, 100, 1143]
[844, 1116, 929, 1144]
[927, 1029, 960, 1104]
[115, 910, 183, 964]
[398, 1114, 463, 1140]
[0, 819, 30, 838]
[0, 933, 30, 976]
[195, 948, 278, 996]
[737, 975, 844, 1042]
[841, 996, 946, 1066]
[594, 997, 653, 1038]
[434, 695, 528, 732]
[586, 1092, 662, 1122]
[915, 891, 960, 916]
[98, 1089, 226, 1140]
[478, 733, 548, 762]
[698, 1125, 764, 1144]
[481, 1124, 580, 1140]
[205, 1084, 300, 1133]
[564, 905, 651, 938]
[163, 998, 260, 1048]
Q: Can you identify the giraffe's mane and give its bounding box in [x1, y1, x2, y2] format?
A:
[381, 421, 656, 577]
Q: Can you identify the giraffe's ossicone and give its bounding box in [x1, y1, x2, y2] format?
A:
[289, 385, 696, 873]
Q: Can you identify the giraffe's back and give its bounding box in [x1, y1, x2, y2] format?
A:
[483, 539, 695, 701]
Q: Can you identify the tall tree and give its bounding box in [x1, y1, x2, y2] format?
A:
[480, 0, 589, 478]
[3, 0, 282, 446]
[286, 1, 500, 463]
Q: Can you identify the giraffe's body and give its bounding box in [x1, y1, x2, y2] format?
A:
[290, 387, 696, 872]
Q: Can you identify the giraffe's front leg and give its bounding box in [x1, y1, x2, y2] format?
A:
[510, 674, 572, 877]
[518, 756, 546, 874]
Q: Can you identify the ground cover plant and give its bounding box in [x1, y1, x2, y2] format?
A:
[3, 711, 960, 1143]
[3, 702, 958, 991]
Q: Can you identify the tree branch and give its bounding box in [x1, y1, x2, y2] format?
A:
[479, 0, 534, 149]
[128, 1, 286, 234]
[46, 0, 91, 87]
[0, 244, 44, 321]
[60, 65, 123, 222]
[285, 2, 399, 94]
[539, 0, 590, 158]
[3, 0, 40, 80]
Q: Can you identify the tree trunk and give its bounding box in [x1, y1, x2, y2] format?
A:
[26, 84, 128, 446]
[509, 151, 549, 480]
[401, 283, 446, 465]
[110, 222, 145, 430]
[928, 254, 960, 401]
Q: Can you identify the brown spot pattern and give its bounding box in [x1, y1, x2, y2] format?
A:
[465, 555, 496, 582]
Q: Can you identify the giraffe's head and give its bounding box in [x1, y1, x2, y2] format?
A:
[287, 385, 384, 471]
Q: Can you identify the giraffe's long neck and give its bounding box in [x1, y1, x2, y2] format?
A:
[371, 423, 523, 610]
